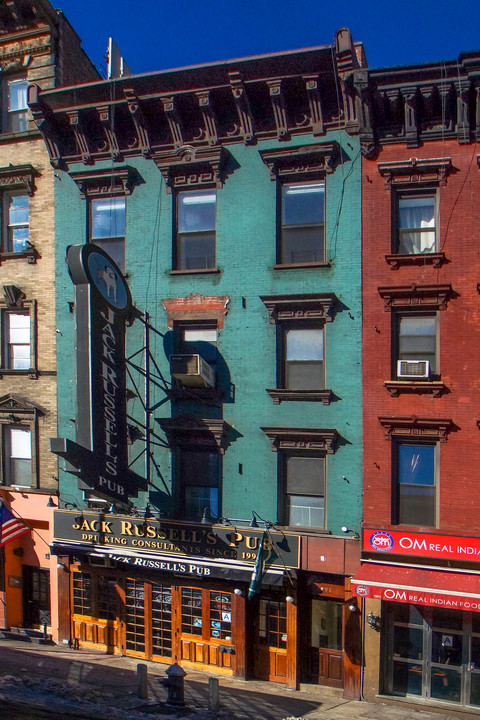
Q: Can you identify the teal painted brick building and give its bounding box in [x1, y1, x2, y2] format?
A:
[35, 27, 366, 694]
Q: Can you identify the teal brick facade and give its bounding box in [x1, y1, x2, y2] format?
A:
[54, 130, 362, 535]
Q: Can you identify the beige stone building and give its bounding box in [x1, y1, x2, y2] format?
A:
[0, 0, 97, 639]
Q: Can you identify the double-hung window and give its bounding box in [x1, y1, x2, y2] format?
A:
[175, 190, 216, 270]
[261, 427, 337, 530]
[90, 196, 126, 272]
[283, 325, 324, 390]
[4, 77, 29, 133]
[3, 425, 32, 487]
[282, 454, 326, 528]
[4, 193, 29, 253]
[280, 181, 325, 264]
[396, 191, 437, 255]
[396, 314, 437, 379]
[178, 449, 221, 521]
[4, 311, 31, 370]
[395, 442, 437, 526]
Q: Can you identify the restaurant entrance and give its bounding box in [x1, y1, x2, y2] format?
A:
[383, 603, 480, 707]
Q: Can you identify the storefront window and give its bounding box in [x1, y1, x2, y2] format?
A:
[97, 577, 118, 620]
[210, 592, 232, 640]
[152, 584, 172, 656]
[125, 579, 145, 653]
[181, 587, 203, 635]
[72, 571, 92, 615]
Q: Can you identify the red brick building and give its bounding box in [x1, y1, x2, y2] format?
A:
[356, 53, 480, 715]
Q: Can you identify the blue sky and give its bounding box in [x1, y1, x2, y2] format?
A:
[57, 1, 473, 78]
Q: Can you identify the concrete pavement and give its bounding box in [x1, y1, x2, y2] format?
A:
[0, 637, 463, 719]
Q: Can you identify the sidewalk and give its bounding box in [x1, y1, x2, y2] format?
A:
[0, 637, 459, 719]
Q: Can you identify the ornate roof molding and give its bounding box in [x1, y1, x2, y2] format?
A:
[153, 145, 236, 193]
[261, 427, 338, 453]
[228, 71, 255, 145]
[378, 416, 452, 443]
[378, 157, 454, 189]
[378, 284, 454, 311]
[69, 166, 143, 199]
[162, 294, 230, 329]
[0, 164, 39, 195]
[260, 293, 337, 324]
[156, 415, 232, 453]
[259, 142, 341, 180]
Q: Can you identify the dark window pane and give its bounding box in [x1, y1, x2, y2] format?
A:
[286, 456, 325, 494]
[185, 486, 219, 521]
[177, 232, 215, 269]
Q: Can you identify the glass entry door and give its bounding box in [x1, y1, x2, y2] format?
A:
[384, 603, 480, 707]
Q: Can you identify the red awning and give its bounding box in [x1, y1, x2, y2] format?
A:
[352, 563, 480, 612]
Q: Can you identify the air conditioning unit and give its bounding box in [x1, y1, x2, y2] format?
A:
[170, 354, 216, 388]
[397, 360, 430, 379]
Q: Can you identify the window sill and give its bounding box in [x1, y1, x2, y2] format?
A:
[169, 268, 221, 276]
[384, 379, 448, 397]
[385, 252, 446, 269]
[0, 249, 38, 264]
[0, 368, 38, 379]
[266, 388, 334, 405]
[273, 261, 331, 270]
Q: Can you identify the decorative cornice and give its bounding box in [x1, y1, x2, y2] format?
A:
[378, 157, 453, 189]
[69, 166, 143, 199]
[260, 293, 337, 324]
[156, 415, 232, 453]
[3, 285, 26, 308]
[162, 294, 230, 329]
[378, 284, 454, 311]
[0, 393, 39, 417]
[261, 427, 338, 454]
[0, 163, 39, 195]
[259, 142, 341, 180]
[378, 416, 452, 443]
[153, 145, 235, 193]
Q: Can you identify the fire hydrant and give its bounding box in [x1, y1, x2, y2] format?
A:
[163, 662, 187, 705]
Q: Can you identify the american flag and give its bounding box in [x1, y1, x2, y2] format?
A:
[0, 501, 29, 547]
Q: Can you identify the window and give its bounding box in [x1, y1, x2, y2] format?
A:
[3, 77, 28, 133]
[90, 197, 126, 271]
[280, 181, 325, 264]
[260, 294, 336, 404]
[3, 311, 31, 370]
[175, 190, 216, 270]
[179, 449, 221, 521]
[175, 321, 218, 366]
[283, 325, 324, 390]
[282, 454, 326, 528]
[396, 192, 437, 254]
[4, 193, 29, 252]
[3, 426, 32, 486]
[261, 426, 338, 529]
[395, 442, 437, 526]
[396, 314, 437, 377]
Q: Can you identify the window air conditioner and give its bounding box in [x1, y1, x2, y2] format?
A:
[170, 354, 216, 388]
[397, 360, 430, 379]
